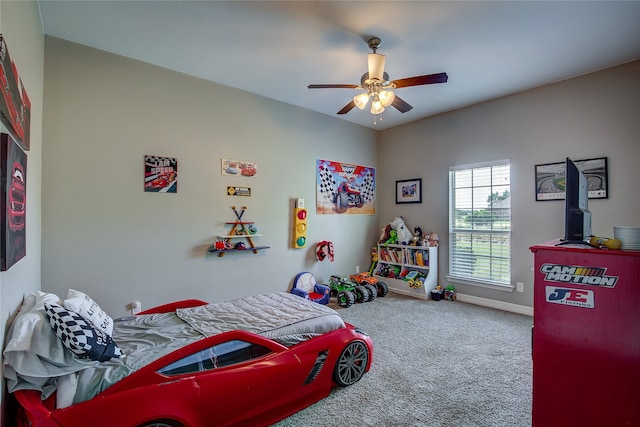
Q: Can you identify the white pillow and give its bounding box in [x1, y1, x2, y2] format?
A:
[63, 289, 114, 335]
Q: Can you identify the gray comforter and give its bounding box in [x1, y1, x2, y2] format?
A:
[4, 291, 344, 407]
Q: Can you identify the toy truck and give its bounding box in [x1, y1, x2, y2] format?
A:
[328, 275, 372, 308]
[350, 272, 388, 298]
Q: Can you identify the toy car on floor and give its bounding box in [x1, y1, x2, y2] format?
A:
[350, 272, 388, 297]
[328, 275, 373, 308]
[6, 292, 373, 427]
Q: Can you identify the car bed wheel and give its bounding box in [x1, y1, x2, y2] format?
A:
[333, 340, 369, 387]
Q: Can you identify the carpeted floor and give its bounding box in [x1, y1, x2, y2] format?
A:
[273, 293, 533, 427]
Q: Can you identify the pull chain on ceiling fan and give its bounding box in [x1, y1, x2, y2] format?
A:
[308, 36, 448, 122]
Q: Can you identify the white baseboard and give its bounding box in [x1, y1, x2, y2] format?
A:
[455, 293, 533, 316]
[388, 287, 429, 300]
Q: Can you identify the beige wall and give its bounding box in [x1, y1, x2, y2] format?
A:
[41, 37, 378, 318]
[1, 4, 638, 418]
[0, 0, 44, 418]
[377, 60, 640, 308]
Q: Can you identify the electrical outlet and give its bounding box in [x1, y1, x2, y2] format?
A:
[131, 301, 142, 315]
[516, 282, 524, 292]
[355, 265, 360, 274]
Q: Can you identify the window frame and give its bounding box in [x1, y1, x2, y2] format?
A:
[447, 159, 513, 291]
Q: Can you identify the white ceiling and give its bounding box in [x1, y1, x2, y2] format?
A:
[37, 1, 640, 131]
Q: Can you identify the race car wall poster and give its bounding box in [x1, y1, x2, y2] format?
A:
[317, 159, 376, 215]
[1, 132, 27, 271]
[0, 35, 31, 151]
[144, 155, 177, 193]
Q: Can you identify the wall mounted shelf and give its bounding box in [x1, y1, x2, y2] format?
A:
[208, 206, 269, 257]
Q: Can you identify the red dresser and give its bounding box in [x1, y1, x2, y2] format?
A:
[530, 240, 640, 427]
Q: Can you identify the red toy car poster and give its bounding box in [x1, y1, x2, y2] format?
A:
[1, 132, 27, 270]
[317, 159, 376, 215]
[221, 158, 257, 177]
[144, 155, 177, 193]
[0, 35, 31, 151]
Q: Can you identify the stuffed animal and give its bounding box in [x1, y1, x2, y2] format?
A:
[385, 230, 398, 245]
[390, 217, 412, 245]
[410, 227, 423, 246]
[379, 224, 392, 243]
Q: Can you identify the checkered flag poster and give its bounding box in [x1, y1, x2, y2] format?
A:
[316, 159, 376, 215]
[144, 155, 177, 193]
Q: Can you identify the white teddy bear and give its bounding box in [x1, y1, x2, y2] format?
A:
[390, 217, 412, 245]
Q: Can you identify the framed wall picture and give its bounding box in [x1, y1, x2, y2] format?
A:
[1, 132, 27, 270]
[396, 178, 422, 204]
[0, 35, 32, 151]
[144, 155, 177, 193]
[535, 157, 608, 201]
[316, 159, 376, 215]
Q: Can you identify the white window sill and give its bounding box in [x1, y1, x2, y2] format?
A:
[446, 275, 514, 292]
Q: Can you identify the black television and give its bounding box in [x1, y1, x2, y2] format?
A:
[559, 157, 592, 245]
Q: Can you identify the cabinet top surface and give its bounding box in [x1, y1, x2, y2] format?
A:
[530, 239, 640, 257]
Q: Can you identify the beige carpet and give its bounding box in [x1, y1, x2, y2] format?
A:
[273, 292, 533, 427]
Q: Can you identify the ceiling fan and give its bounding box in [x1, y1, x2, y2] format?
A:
[308, 36, 448, 117]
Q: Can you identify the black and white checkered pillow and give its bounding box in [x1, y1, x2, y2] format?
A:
[44, 303, 123, 362]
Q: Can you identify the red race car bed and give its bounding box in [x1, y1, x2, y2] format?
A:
[4, 291, 373, 427]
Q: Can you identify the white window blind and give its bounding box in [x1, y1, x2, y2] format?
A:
[449, 160, 511, 286]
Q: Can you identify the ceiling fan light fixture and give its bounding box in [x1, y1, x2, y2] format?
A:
[370, 96, 385, 114]
[367, 53, 386, 82]
[353, 92, 370, 110]
[379, 90, 395, 107]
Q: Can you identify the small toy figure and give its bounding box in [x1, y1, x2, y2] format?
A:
[369, 247, 378, 274]
[445, 284, 456, 301]
[410, 227, 423, 246]
[385, 230, 398, 245]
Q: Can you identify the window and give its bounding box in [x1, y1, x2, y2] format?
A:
[448, 160, 511, 288]
[158, 340, 272, 376]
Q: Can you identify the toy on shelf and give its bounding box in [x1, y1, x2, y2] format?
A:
[410, 227, 423, 246]
[378, 224, 393, 243]
[421, 232, 440, 247]
[208, 206, 269, 257]
[369, 247, 378, 274]
[390, 217, 412, 245]
[384, 230, 398, 245]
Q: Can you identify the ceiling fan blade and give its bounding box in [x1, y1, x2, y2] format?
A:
[391, 96, 413, 113]
[308, 84, 359, 89]
[337, 101, 356, 115]
[391, 72, 448, 89]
